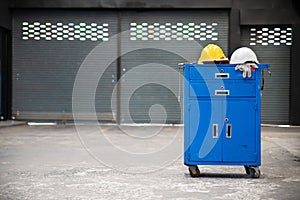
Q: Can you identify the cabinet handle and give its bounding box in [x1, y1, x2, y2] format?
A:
[226, 124, 232, 138]
[212, 124, 218, 138]
[215, 73, 229, 79]
[215, 90, 230, 95]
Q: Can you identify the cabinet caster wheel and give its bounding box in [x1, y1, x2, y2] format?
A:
[248, 167, 260, 178]
[244, 166, 250, 175]
[188, 165, 200, 177]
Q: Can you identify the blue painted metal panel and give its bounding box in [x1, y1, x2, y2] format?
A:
[190, 81, 256, 98]
[223, 100, 257, 162]
[189, 64, 257, 80]
[188, 100, 223, 162]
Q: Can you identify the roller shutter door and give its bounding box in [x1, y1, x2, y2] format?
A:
[12, 10, 118, 120]
[241, 26, 292, 124]
[12, 9, 229, 123]
[120, 10, 229, 123]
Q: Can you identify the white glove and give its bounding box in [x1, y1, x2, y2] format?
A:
[235, 63, 258, 78]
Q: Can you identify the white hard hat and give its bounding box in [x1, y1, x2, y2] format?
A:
[230, 47, 259, 64]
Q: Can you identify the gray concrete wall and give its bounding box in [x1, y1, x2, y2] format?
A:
[1, 0, 299, 29]
[0, 0, 12, 30]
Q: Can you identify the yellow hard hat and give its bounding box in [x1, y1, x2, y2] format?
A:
[198, 44, 227, 63]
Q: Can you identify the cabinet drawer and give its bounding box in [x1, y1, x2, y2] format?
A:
[189, 66, 256, 80]
[190, 81, 256, 97]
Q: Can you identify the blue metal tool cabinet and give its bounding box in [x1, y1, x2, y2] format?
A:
[183, 63, 270, 178]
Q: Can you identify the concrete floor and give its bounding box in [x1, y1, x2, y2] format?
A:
[0, 124, 299, 200]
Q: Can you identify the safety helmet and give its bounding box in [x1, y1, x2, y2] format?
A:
[230, 47, 259, 64]
[198, 44, 227, 63]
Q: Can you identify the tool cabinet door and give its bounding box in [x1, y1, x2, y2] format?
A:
[188, 100, 223, 162]
[222, 100, 257, 162]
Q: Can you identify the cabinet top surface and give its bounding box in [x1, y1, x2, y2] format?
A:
[184, 63, 270, 69]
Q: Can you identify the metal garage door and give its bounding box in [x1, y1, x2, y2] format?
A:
[241, 26, 292, 124]
[13, 10, 118, 121]
[120, 10, 229, 123]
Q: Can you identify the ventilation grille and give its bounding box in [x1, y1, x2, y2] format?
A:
[22, 21, 109, 41]
[249, 27, 292, 46]
[130, 22, 219, 41]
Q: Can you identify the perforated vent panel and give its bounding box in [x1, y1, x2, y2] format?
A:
[249, 27, 292, 46]
[22, 21, 109, 41]
[129, 22, 219, 41]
